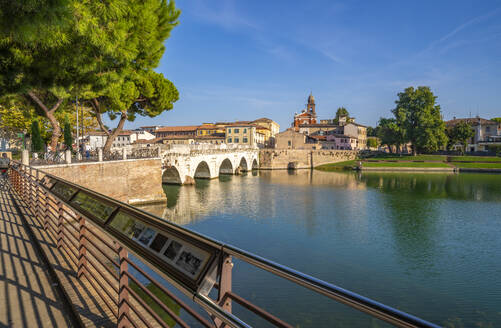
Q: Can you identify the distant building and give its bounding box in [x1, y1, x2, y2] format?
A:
[155, 126, 199, 138]
[196, 123, 225, 137]
[139, 126, 161, 134]
[82, 130, 155, 150]
[226, 124, 264, 148]
[445, 117, 501, 152]
[252, 118, 280, 136]
[326, 134, 358, 150]
[275, 129, 318, 149]
[287, 93, 368, 150]
[293, 93, 317, 128]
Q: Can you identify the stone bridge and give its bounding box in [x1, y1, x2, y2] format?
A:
[160, 144, 259, 184]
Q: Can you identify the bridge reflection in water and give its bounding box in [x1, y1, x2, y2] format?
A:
[138, 170, 501, 327]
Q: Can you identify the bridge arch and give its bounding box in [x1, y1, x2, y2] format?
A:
[238, 157, 248, 172]
[194, 161, 211, 179]
[219, 158, 233, 175]
[162, 166, 182, 184]
[252, 158, 258, 170]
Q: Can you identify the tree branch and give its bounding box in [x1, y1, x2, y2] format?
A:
[27, 91, 49, 113]
[91, 98, 110, 136]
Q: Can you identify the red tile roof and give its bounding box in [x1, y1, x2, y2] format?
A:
[156, 125, 200, 132]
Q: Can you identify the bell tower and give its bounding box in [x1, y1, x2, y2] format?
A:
[307, 93, 315, 113]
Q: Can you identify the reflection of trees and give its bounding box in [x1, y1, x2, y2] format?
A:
[360, 172, 501, 202]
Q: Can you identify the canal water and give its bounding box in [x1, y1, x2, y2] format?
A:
[138, 170, 501, 327]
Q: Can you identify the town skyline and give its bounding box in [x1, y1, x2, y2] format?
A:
[104, 0, 501, 131]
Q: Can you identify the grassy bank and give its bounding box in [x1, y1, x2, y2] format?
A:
[314, 154, 501, 172]
[315, 160, 357, 171]
[362, 162, 450, 168]
[368, 155, 447, 161]
[449, 156, 501, 162]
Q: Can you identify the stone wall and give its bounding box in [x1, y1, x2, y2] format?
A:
[259, 149, 357, 169]
[36, 159, 165, 205]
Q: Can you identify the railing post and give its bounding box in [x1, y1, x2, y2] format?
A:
[214, 254, 233, 327]
[77, 215, 87, 278]
[57, 201, 64, 249]
[35, 170, 40, 219]
[118, 245, 131, 328]
[43, 190, 50, 230]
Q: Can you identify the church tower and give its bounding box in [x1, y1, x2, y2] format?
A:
[307, 93, 315, 114]
[292, 92, 318, 128]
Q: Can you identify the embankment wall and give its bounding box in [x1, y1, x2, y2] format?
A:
[259, 149, 357, 169]
[35, 159, 165, 205]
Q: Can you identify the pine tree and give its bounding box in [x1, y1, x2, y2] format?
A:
[31, 120, 44, 153]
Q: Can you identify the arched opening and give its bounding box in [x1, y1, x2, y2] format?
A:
[251, 158, 258, 170]
[238, 157, 248, 172]
[162, 167, 182, 184]
[194, 161, 211, 179]
[219, 158, 233, 175]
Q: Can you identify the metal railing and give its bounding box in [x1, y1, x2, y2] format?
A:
[7, 162, 441, 328]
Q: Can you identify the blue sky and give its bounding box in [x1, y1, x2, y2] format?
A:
[113, 0, 501, 131]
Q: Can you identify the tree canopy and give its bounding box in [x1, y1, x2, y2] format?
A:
[82, 0, 181, 151]
[333, 107, 350, 124]
[446, 121, 474, 153]
[392, 86, 448, 154]
[1, 0, 181, 151]
[377, 117, 405, 153]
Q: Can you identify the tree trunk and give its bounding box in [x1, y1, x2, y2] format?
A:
[27, 91, 64, 151]
[103, 111, 127, 152]
[91, 98, 111, 137]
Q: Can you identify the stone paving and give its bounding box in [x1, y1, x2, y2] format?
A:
[0, 188, 72, 327]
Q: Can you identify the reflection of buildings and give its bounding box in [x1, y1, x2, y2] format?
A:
[138, 175, 268, 225]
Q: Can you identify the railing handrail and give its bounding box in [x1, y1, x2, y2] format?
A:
[10, 161, 441, 328]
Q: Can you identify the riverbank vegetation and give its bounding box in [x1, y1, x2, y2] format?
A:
[315, 154, 501, 171]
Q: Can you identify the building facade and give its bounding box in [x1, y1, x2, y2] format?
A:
[446, 117, 501, 152]
[275, 129, 318, 149]
[293, 94, 317, 128]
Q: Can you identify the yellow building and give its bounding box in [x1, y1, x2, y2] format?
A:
[226, 124, 266, 148]
[196, 123, 225, 137]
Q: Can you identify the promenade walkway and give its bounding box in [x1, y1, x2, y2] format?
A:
[0, 188, 71, 327]
[0, 186, 117, 328]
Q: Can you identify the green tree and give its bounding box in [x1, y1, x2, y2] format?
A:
[31, 120, 44, 152]
[85, 1, 181, 152]
[367, 137, 379, 149]
[490, 117, 501, 124]
[333, 107, 350, 124]
[392, 86, 448, 154]
[63, 116, 72, 150]
[1, 1, 179, 151]
[0, 1, 79, 150]
[377, 117, 405, 153]
[446, 121, 474, 154]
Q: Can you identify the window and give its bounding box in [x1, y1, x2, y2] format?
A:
[234, 138, 239, 143]
[228, 129, 231, 134]
[243, 128, 247, 133]
[288, 140, 292, 146]
[243, 137, 248, 143]
[227, 138, 232, 143]
[486, 126, 491, 132]
[234, 128, 240, 133]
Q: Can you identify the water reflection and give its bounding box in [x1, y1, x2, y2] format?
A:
[135, 170, 501, 327]
[139, 171, 501, 228]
